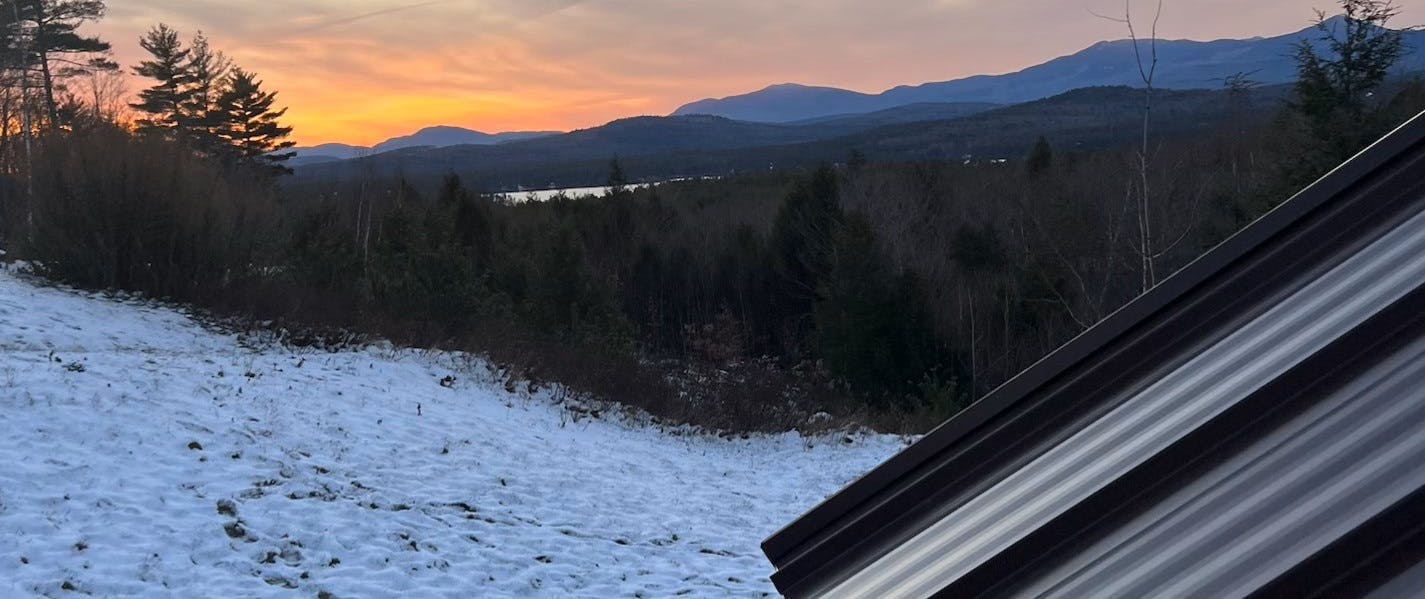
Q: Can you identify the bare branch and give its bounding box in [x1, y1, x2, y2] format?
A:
[1088, 8, 1129, 23]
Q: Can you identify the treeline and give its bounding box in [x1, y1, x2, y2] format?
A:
[3, 0, 1423, 432]
[0, 1, 294, 256]
[128, 24, 294, 172]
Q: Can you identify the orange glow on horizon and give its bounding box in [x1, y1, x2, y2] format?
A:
[92, 0, 1425, 147]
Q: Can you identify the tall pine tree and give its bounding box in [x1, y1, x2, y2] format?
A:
[1293, 0, 1406, 164]
[768, 165, 842, 356]
[5, 0, 115, 130]
[130, 23, 190, 135]
[213, 67, 294, 171]
[181, 30, 230, 148]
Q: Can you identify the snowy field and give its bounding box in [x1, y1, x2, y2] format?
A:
[0, 268, 906, 598]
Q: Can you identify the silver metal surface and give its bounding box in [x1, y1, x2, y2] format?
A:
[1021, 333, 1425, 598]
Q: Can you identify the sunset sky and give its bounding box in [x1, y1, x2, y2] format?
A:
[93, 1, 1425, 146]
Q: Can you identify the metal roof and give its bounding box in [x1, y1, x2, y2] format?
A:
[763, 109, 1425, 598]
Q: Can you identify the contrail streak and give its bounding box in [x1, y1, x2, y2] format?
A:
[294, 0, 589, 34]
[299, 0, 465, 32]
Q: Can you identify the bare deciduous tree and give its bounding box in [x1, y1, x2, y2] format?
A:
[74, 67, 125, 123]
[1093, 0, 1202, 292]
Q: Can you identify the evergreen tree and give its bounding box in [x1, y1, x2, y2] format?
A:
[606, 156, 628, 192]
[816, 212, 943, 402]
[130, 23, 190, 135]
[530, 225, 588, 335]
[213, 67, 294, 171]
[1293, 0, 1406, 164]
[12, 0, 114, 129]
[1026, 135, 1054, 175]
[445, 174, 492, 271]
[768, 165, 842, 356]
[181, 31, 230, 148]
[770, 165, 841, 306]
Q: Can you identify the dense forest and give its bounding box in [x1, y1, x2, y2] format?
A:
[2, 0, 1422, 432]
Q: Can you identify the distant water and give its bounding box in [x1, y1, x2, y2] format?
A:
[493, 177, 718, 202]
[494, 183, 653, 203]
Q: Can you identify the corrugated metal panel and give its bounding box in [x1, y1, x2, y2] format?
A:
[1018, 332, 1425, 598]
[820, 203, 1425, 598]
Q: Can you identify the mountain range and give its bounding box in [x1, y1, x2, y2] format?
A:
[292, 126, 561, 165]
[672, 17, 1425, 123]
[288, 17, 1424, 191]
[289, 84, 1289, 194]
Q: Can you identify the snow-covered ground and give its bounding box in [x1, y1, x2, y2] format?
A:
[0, 269, 906, 598]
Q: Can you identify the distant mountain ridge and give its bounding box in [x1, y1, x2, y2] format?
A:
[290, 143, 367, 163]
[292, 101, 1000, 177]
[294, 18, 1424, 162]
[291, 85, 1284, 194]
[673, 18, 1425, 122]
[292, 126, 561, 163]
[673, 84, 899, 124]
[372, 126, 561, 154]
[288, 17, 1424, 186]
